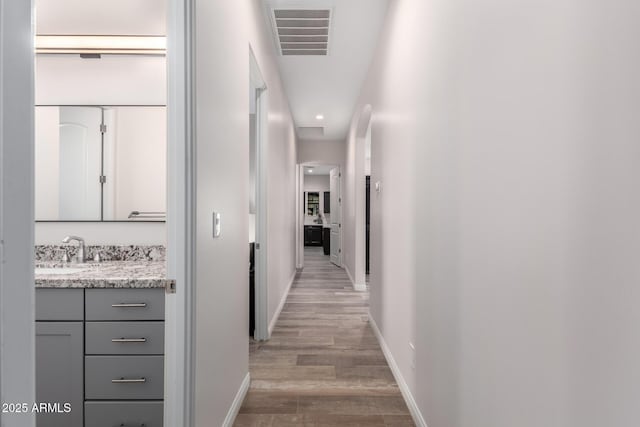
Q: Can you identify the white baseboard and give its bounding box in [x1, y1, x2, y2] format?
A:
[268, 270, 296, 336]
[345, 265, 354, 284]
[222, 372, 250, 427]
[369, 315, 428, 427]
[345, 265, 367, 292]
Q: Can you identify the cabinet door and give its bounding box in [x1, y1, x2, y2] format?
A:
[304, 226, 311, 245]
[36, 322, 84, 427]
[310, 226, 323, 245]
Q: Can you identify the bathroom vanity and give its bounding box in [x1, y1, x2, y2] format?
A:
[35, 257, 172, 427]
[32, 10, 170, 425]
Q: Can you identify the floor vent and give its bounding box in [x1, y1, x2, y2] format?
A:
[271, 9, 331, 56]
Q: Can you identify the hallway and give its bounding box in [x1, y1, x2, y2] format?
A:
[235, 248, 414, 426]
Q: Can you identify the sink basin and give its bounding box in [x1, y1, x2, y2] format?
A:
[35, 267, 86, 275]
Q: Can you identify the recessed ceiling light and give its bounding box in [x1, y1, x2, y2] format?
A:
[308, 169, 313, 173]
[315, 114, 324, 120]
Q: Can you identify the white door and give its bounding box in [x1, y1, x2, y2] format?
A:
[58, 107, 103, 220]
[330, 167, 341, 266]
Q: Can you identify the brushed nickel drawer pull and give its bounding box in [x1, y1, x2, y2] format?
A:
[111, 303, 147, 308]
[111, 377, 146, 384]
[111, 338, 147, 343]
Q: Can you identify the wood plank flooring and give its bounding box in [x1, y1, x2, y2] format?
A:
[235, 247, 414, 427]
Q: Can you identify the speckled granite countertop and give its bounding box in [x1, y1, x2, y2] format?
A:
[35, 261, 172, 289]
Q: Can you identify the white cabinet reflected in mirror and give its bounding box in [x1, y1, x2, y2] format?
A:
[35, 106, 166, 221]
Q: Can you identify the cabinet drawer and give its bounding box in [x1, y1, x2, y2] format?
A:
[86, 322, 165, 355]
[85, 356, 164, 400]
[36, 289, 84, 321]
[85, 401, 163, 427]
[85, 289, 164, 321]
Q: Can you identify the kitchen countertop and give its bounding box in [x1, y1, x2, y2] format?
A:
[35, 261, 172, 289]
[305, 222, 331, 228]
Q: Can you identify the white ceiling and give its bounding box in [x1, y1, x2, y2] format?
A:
[35, 0, 166, 35]
[263, 0, 388, 141]
[36, 0, 387, 142]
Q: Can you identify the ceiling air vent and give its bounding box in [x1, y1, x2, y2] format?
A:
[272, 9, 331, 56]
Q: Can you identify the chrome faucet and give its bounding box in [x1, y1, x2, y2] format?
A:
[62, 236, 86, 263]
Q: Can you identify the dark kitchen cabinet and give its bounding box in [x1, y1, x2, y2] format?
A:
[304, 225, 323, 246]
[323, 228, 330, 255]
[323, 192, 330, 213]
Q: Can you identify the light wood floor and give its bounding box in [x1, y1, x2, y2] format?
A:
[235, 247, 414, 427]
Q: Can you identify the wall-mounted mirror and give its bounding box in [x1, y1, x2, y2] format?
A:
[35, 105, 166, 221]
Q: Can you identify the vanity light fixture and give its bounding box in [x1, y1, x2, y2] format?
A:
[35, 35, 167, 55]
[315, 114, 324, 120]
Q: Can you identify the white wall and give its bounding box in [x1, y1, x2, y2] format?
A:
[35, 55, 167, 244]
[249, 5, 298, 345]
[349, 0, 640, 426]
[36, 55, 166, 105]
[36, 0, 166, 36]
[303, 174, 330, 192]
[109, 107, 167, 220]
[364, 125, 371, 175]
[192, 1, 297, 425]
[297, 138, 345, 167]
[342, 143, 358, 281]
[34, 107, 60, 219]
[344, 0, 415, 398]
[35, 222, 166, 245]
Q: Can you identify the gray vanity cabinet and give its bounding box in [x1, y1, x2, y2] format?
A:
[36, 288, 164, 427]
[36, 323, 84, 427]
[84, 288, 165, 427]
[36, 289, 85, 427]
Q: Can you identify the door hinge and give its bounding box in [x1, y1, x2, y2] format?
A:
[166, 280, 176, 294]
[339, 249, 341, 253]
[100, 124, 107, 133]
[339, 197, 341, 203]
[339, 173, 341, 177]
[256, 243, 261, 250]
[99, 175, 107, 184]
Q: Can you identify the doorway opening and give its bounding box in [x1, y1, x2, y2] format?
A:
[298, 163, 342, 269]
[249, 49, 269, 341]
[365, 123, 372, 277]
[353, 104, 372, 291]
